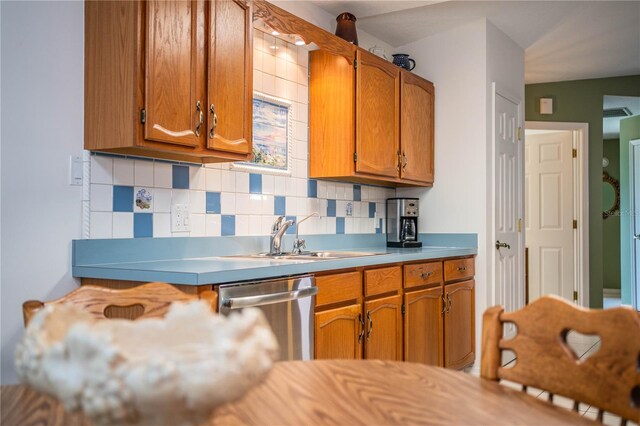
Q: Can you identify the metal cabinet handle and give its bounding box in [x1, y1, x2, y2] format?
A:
[195, 101, 203, 137]
[222, 286, 318, 309]
[421, 271, 433, 279]
[458, 266, 466, 272]
[447, 293, 452, 313]
[358, 313, 365, 343]
[495, 240, 511, 250]
[402, 152, 408, 171]
[209, 104, 218, 138]
[634, 234, 640, 240]
[441, 295, 446, 315]
[366, 310, 373, 340]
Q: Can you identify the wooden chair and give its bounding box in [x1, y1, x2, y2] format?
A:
[481, 295, 640, 424]
[22, 282, 218, 326]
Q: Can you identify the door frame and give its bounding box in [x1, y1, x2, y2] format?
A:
[525, 121, 589, 307]
[629, 139, 640, 310]
[489, 82, 525, 311]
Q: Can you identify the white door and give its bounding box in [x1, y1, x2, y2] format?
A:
[631, 140, 640, 309]
[494, 92, 523, 323]
[525, 131, 574, 302]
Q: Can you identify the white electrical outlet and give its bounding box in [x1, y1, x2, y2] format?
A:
[171, 204, 191, 232]
[69, 155, 83, 186]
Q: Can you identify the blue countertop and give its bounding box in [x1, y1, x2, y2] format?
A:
[72, 234, 477, 285]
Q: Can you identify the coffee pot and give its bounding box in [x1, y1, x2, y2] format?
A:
[392, 54, 416, 71]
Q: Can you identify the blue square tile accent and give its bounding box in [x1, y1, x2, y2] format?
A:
[369, 202, 376, 218]
[134, 213, 153, 238]
[172, 165, 190, 189]
[307, 179, 318, 198]
[249, 174, 263, 194]
[286, 216, 297, 235]
[113, 185, 134, 212]
[327, 199, 336, 217]
[274, 196, 286, 216]
[222, 215, 236, 236]
[353, 185, 361, 201]
[336, 217, 345, 234]
[206, 192, 221, 214]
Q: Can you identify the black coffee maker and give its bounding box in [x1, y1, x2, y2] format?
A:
[386, 198, 421, 248]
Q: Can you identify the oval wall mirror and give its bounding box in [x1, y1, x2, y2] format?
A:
[602, 171, 620, 219]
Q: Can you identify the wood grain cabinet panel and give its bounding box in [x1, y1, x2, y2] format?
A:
[364, 266, 401, 297]
[400, 72, 434, 184]
[364, 294, 403, 361]
[315, 271, 362, 307]
[404, 286, 443, 366]
[207, 0, 252, 155]
[315, 304, 363, 360]
[356, 50, 400, 178]
[444, 280, 475, 369]
[444, 258, 475, 282]
[404, 262, 443, 289]
[85, 0, 252, 163]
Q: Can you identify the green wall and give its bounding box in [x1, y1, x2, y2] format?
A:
[525, 75, 640, 308]
[603, 139, 620, 290]
[620, 115, 640, 305]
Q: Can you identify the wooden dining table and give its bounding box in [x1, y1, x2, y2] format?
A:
[2, 360, 596, 425]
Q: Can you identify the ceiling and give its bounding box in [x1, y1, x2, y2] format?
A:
[310, 1, 640, 84]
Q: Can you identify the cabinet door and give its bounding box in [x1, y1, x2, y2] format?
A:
[364, 294, 403, 360]
[145, 0, 205, 147]
[207, 0, 252, 155]
[315, 304, 363, 360]
[404, 287, 443, 366]
[444, 280, 475, 369]
[400, 72, 434, 184]
[356, 49, 400, 178]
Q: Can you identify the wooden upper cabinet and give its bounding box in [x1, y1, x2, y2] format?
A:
[364, 294, 403, 361]
[315, 304, 363, 360]
[404, 286, 443, 366]
[144, 0, 205, 147]
[85, 0, 252, 163]
[400, 72, 434, 184]
[444, 280, 475, 369]
[356, 49, 400, 178]
[207, 0, 252, 155]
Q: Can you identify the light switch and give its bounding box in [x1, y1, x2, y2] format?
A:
[171, 204, 191, 232]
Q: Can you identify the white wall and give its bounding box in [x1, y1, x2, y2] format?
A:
[1, 1, 85, 384]
[397, 19, 524, 368]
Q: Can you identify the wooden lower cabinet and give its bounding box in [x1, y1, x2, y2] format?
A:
[404, 286, 443, 366]
[315, 304, 363, 360]
[364, 294, 403, 361]
[444, 280, 475, 369]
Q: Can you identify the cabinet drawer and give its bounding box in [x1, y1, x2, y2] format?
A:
[316, 272, 362, 307]
[364, 266, 402, 297]
[444, 258, 475, 282]
[404, 262, 443, 289]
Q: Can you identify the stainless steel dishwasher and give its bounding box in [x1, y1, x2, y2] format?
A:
[218, 275, 317, 361]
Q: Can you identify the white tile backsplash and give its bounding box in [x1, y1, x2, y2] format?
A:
[84, 28, 393, 239]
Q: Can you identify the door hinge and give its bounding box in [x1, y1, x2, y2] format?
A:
[573, 290, 578, 302]
[517, 126, 522, 141]
[401, 304, 405, 316]
[518, 218, 522, 232]
[572, 148, 577, 158]
[353, 152, 358, 162]
[573, 219, 578, 229]
[354, 59, 358, 69]
[140, 108, 146, 124]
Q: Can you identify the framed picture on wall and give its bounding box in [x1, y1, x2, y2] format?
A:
[232, 92, 293, 175]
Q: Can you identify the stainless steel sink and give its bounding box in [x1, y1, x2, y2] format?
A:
[226, 251, 388, 261]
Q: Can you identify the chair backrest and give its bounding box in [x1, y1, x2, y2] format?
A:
[23, 282, 218, 325]
[481, 295, 640, 424]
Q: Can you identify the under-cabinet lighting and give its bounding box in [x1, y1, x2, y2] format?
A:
[294, 36, 306, 46]
[271, 30, 280, 36]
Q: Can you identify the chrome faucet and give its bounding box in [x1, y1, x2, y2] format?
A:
[270, 216, 295, 255]
[292, 212, 320, 255]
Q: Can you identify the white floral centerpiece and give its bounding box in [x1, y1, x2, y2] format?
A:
[15, 301, 279, 426]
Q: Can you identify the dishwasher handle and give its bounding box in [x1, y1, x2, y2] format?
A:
[222, 286, 318, 309]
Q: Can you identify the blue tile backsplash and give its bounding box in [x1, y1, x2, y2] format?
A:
[85, 28, 394, 239]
